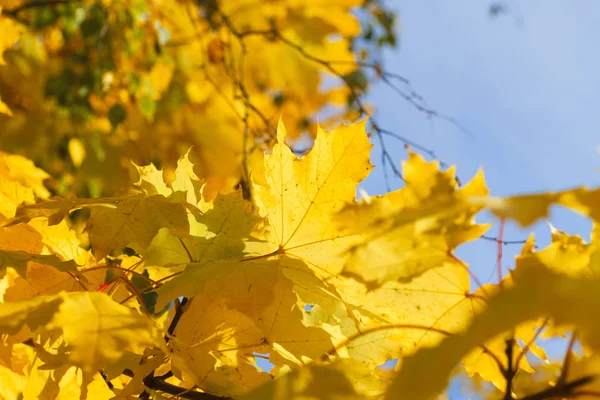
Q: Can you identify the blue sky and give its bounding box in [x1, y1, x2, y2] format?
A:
[363, 0, 600, 294]
[358, 1, 600, 396]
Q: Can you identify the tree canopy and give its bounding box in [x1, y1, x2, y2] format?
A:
[0, 1, 599, 399]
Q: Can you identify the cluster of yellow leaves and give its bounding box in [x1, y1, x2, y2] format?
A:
[1, 119, 600, 399]
[0, 0, 377, 197]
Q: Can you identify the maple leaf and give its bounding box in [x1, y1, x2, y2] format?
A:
[165, 257, 335, 395]
[154, 121, 375, 380]
[482, 186, 600, 226]
[19, 356, 116, 400]
[386, 260, 600, 399]
[251, 118, 373, 276]
[335, 151, 489, 287]
[0, 151, 51, 218]
[460, 275, 547, 390]
[0, 152, 50, 200]
[135, 149, 205, 207]
[0, 250, 77, 278]
[0, 294, 63, 334]
[146, 191, 259, 270]
[316, 265, 480, 367]
[8, 195, 189, 259]
[158, 121, 494, 387]
[50, 292, 163, 374]
[0, 291, 163, 393]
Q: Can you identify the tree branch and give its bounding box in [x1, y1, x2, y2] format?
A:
[142, 374, 230, 400]
[503, 336, 516, 400]
[519, 376, 596, 400]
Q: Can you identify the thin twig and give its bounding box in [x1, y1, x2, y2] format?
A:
[557, 332, 578, 388]
[480, 235, 529, 245]
[497, 219, 506, 286]
[514, 317, 549, 371]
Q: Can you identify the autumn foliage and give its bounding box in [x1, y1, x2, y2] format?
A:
[1, 1, 600, 400]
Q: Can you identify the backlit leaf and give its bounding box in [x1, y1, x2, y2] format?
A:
[335, 152, 489, 287]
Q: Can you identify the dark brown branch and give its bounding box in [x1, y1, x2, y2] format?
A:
[167, 297, 189, 338]
[138, 297, 190, 399]
[124, 369, 229, 400]
[519, 376, 596, 400]
[142, 374, 230, 400]
[503, 337, 516, 400]
[557, 332, 578, 387]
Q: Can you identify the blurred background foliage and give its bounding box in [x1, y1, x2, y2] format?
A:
[0, 0, 398, 198]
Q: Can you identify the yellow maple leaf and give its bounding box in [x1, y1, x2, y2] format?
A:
[0, 294, 62, 334]
[251, 118, 373, 276]
[158, 120, 492, 389]
[386, 260, 600, 400]
[135, 149, 204, 207]
[317, 265, 478, 367]
[2, 291, 162, 387]
[483, 186, 600, 226]
[8, 195, 189, 259]
[0, 250, 77, 278]
[461, 277, 547, 391]
[0, 151, 50, 217]
[335, 152, 489, 287]
[0, 365, 26, 400]
[147, 191, 261, 276]
[164, 257, 335, 395]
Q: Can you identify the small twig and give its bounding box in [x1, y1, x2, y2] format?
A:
[497, 219, 506, 286]
[82, 264, 157, 286]
[514, 317, 549, 371]
[138, 297, 192, 399]
[118, 270, 184, 306]
[116, 276, 151, 316]
[480, 235, 529, 245]
[167, 297, 189, 339]
[177, 237, 195, 263]
[380, 75, 473, 138]
[557, 332, 578, 387]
